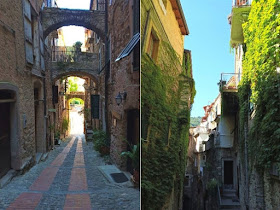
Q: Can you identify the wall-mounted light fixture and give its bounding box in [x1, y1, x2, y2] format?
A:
[115, 91, 127, 106]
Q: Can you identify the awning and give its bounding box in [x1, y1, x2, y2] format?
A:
[115, 32, 140, 62]
[230, 7, 251, 47]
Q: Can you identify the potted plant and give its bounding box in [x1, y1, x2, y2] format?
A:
[121, 143, 140, 187]
[93, 130, 110, 156]
[54, 130, 61, 145]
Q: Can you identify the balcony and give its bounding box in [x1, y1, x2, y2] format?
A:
[219, 73, 239, 114]
[230, 5, 251, 47]
[219, 73, 240, 93]
[232, 0, 252, 7]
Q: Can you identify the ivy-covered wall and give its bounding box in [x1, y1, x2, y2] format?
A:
[238, 0, 280, 208]
[240, 0, 280, 171]
[141, 50, 195, 210]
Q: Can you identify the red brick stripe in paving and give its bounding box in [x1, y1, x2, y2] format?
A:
[62, 137, 76, 153]
[7, 192, 42, 210]
[29, 167, 59, 191]
[68, 168, 88, 191]
[74, 153, 85, 167]
[63, 194, 91, 210]
[76, 138, 83, 153]
[51, 136, 76, 167]
[50, 153, 68, 167]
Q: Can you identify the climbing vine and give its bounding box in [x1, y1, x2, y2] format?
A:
[239, 0, 280, 170]
[141, 42, 195, 209]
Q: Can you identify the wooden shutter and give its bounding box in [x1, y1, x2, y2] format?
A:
[91, 95, 100, 119]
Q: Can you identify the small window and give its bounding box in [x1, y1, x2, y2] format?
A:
[147, 32, 159, 61]
[159, 0, 167, 14]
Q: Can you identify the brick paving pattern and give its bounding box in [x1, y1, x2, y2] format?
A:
[0, 135, 140, 209]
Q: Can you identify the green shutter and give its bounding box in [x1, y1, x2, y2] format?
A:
[91, 95, 100, 119]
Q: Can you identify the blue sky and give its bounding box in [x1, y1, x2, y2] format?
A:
[181, 1, 234, 117]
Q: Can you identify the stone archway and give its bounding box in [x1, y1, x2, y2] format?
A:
[0, 83, 21, 174]
[41, 8, 106, 40]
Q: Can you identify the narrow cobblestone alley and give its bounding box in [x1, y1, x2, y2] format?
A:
[0, 135, 140, 209]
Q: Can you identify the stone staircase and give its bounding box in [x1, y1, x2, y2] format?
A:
[220, 189, 241, 209]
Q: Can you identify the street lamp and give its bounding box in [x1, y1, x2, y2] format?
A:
[115, 91, 127, 106]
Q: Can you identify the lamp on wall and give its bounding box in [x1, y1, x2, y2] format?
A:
[115, 91, 127, 106]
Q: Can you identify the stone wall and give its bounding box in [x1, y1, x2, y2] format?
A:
[108, 0, 140, 169]
[0, 0, 48, 174]
[42, 8, 105, 40]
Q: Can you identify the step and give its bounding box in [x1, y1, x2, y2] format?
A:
[220, 198, 240, 209]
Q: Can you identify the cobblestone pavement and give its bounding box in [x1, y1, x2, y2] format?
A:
[0, 135, 140, 210]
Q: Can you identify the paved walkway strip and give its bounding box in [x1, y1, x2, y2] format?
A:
[8, 137, 77, 209]
[74, 137, 85, 167]
[63, 194, 92, 210]
[7, 192, 43, 210]
[29, 167, 59, 191]
[51, 137, 76, 167]
[30, 137, 76, 191]
[68, 167, 88, 191]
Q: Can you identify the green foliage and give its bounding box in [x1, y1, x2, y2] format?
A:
[68, 77, 79, 92]
[206, 178, 218, 195]
[55, 130, 60, 139]
[69, 98, 84, 105]
[239, 0, 280, 170]
[121, 143, 140, 171]
[141, 41, 195, 209]
[93, 130, 110, 155]
[73, 41, 82, 50]
[62, 118, 69, 134]
[190, 117, 202, 127]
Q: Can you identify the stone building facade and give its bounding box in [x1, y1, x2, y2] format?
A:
[0, 0, 55, 181]
[141, 0, 193, 209]
[106, 0, 140, 170]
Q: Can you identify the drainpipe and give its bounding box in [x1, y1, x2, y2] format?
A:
[42, 71, 48, 152]
[104, 0, 109, 134]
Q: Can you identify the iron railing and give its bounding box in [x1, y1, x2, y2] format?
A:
[219, 73, 241, 92]
[51, 50, 79, 62]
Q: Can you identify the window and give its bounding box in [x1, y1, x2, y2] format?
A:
[159, 0, 167, 15]
[147, 32, 159, 61]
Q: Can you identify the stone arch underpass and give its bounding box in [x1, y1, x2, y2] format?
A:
[41, 7, 105, 40]
[41, 7, 104, 80]
[66, 92, 85, 101]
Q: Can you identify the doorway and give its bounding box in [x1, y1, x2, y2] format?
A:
[126, 109, 139, 173]
[0, 92, 12, 178]
[224, 160, 234, 188]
